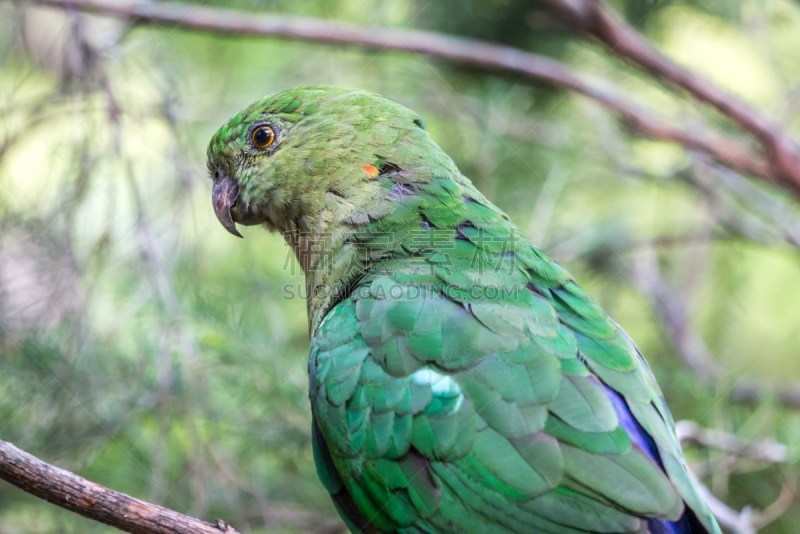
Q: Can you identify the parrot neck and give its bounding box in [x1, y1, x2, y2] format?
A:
[290, 223, 371, 334]
[288, 158, 467, 332]
[281, 179, 391, 332]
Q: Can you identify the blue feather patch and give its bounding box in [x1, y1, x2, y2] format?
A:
[602, 385, 694, 534]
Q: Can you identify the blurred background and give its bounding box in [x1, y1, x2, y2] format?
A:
[0, 0, 799, 532]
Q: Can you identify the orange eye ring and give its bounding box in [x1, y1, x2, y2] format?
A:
[250, 124, 276, 149]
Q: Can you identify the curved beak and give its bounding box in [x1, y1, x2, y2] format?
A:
[212, 175, 244, 238]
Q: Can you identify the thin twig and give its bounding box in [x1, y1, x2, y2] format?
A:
[694, 162, 800, 250]
[696, 483, 757, 534]
[631, 245, 719, 382]
[25, 0, 781, 193]
[753, 482, 797, 530]
[675, 421, 789, 464]
[541, 0, 800, 196]
[0, 439, 240, 534]
[728, 381, 800, 408]
[631, 237, 800, 408]
[694, 476, 796, 534]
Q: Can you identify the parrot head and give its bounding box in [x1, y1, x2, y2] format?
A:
[206, 86, 433, 238]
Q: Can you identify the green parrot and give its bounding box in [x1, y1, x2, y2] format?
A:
[207, 86, 720, 534]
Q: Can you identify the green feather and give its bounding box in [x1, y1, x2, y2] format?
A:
[210, 86, 721, 534]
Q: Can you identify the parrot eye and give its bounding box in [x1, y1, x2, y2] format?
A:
[250, 124, 276, 149]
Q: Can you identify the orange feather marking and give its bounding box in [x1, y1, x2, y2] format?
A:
[362, 164, 379, 177]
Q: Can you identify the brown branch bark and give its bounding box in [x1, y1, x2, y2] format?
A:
[542, 0, 800, 196]
[0, 439, 240, 534]
[25, 0, 783, 195]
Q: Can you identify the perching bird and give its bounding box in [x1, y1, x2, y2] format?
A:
[207, 86, 720, 534]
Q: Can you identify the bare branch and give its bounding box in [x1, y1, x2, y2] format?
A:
[631, 245, 719, 382]
[695, 475, 796, 534]
[542, 0, 800, 196]
[680, 421, 793, 534]
[25, 0, 783, 194]
[686, 161, 800, 251]
[631, 238, 800, 408]
[754, 482, 797, 530]
[678, 422, 795, 534]
[728, 381, 800, 409]
[675, 421, 789, 464]
[0, 439, 240, 534]
[696, 483, 757, 534]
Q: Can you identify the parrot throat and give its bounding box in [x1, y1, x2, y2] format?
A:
[294, 227, 374, 334]
[282, 178, 392, 332]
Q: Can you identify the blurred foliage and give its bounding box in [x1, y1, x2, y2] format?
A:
[0, 0, 799, 532]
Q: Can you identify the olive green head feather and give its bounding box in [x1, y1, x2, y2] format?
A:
[207, 86, 438, 238]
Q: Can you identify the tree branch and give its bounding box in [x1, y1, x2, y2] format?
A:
[542, 0, 800, 196]
[0, 439, 240, 534]
[676, 421, 794, 533]
[631, 242, 720, 383]
[675, 421, 789, 464]
[694, 463, 796, 534]
[25, 0, 783, 195]
[631, 235, 800, 409]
